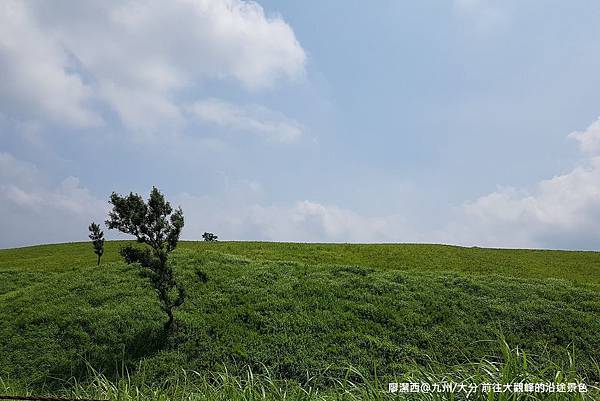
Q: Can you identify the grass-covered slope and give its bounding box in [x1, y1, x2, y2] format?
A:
[1, 241, 599, 389]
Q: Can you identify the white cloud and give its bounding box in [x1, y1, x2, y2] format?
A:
[86, 0, 306, 90]
[176, 181, 414, 243]
[188, 98, 303, 143]
[283, 201, 401, 241]
[0, 152, 40, 186]
[442, 117, 600, 249]
[0, 153, 107, 248]
[0, 2, 101, 127]
[99, 83, 183, 134]
[568, 117, 600, 155]
[0, 0, 306, 133]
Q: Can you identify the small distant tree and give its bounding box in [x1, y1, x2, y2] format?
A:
[202, 232, 218, 242]
[88, 222, 105, 266]
[105, 187, 185, 331]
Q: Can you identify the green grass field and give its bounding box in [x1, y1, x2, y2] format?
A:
[1, 241, 600, 400]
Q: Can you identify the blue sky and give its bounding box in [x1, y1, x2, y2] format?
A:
[2, 0, 600, 249]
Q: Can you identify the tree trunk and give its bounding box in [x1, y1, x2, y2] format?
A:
[97, 254, 101, 266]
[164, 308, 174, 331]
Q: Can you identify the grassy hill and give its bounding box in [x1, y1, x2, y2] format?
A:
[1, 241, 600, 399]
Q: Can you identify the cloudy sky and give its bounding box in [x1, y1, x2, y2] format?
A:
[2, 0, 600, 249]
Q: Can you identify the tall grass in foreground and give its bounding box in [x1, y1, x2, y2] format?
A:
[1, 340, 598, 401]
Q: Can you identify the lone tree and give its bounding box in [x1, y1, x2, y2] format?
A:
[202, 232, 218, 242]
[88, 222, 105, 266]
[105, 187, 185, 331]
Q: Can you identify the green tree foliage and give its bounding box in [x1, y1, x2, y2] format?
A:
[88, 222, 105, 266]
[202, 232, 218, 241]
[105, 187, 185, 330]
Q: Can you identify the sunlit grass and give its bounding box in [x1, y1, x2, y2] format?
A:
[1, 242, 600, 396]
